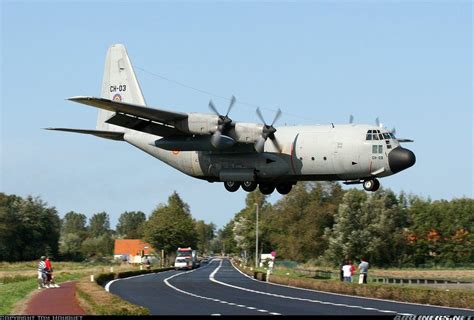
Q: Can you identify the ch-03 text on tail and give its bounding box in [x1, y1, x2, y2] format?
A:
[48, 44, 416, 195]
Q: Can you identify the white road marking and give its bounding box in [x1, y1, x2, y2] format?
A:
[209, 259, 408, 315]
[163, 259, 279, 315]
[105, 270, 173, 292]
[229, 259, 474, 313]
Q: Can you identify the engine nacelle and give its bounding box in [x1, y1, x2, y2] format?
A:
[232, 123, 263, 143]
[175, 113, 219, 135]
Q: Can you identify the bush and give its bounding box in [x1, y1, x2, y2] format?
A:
[95, 273, 116, 286]
[117, 270, 151, 279]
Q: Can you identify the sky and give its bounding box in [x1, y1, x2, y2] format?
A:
[1, 1, 472, 230]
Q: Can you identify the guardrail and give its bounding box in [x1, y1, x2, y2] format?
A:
[284, 268, 474, 285]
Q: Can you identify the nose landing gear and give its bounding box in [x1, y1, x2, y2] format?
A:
[363, 178, 380, 192]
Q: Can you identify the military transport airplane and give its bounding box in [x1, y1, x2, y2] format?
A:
[47, 44, 416, 195]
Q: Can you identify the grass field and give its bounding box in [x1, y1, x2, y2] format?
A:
[0, 261, 144, 315]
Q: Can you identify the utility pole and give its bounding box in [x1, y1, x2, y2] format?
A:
[255, 203, 259, 269]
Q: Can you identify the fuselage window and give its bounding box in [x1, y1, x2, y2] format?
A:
[372, 145, 378, 153]
[378, 145, 383, 153]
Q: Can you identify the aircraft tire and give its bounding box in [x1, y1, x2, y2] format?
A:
[373, 179, 380, 191]
[259, 183, 275, 195]
[276, 182, 292, 195]
[363, 179, 379, 192]
[224, 181, 240, 192]
[242, 181, 257, 192]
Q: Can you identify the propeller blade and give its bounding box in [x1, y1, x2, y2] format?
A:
[211, 130, 221, 148]
[225, 95, 236, 117]
[390, 127, 397, 135]
[271, 108, 282, 127]
[209, 100, 220, 116]
[255, 136, 266, 153]
[349, 115, 354, 124]
[270, 136, 282, 153]
[375, 117, 380, 127]
[256, 107, 266, 125]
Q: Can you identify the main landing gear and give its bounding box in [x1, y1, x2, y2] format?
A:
[223, 181, 294, 195]
[363, 178, 380, 192]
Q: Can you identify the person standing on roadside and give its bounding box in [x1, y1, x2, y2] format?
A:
[358, 258, 369, 284]
[45, 256, 60, 288]
[37, 256, 47, 289]
[342, 260, 353, 282]
[339, 259, 345, 281]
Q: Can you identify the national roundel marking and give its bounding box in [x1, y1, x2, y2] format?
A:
[172, 150, 180, 155]
[113, 94, 122, 102]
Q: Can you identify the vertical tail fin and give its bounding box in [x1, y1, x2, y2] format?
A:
[97, 44, 146, 131]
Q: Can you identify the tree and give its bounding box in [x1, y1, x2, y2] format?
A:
[144, 191, 198, 254]
[81, 234, 114, 258]
[61, 211, 87, 235]
[59, 233, 84, 261]
[230, 191, 270, 263]
[194, 220, 215, 254]
[262, 182, 342, 262]
[323, 189, 409, 267]
[215, 220, 238, 255]
[0, 193, 61, 261]
[89, 212, 111, 237]
[116, 211, 146, 239]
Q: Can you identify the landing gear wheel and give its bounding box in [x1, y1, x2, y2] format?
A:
[242, 181, 257, 192]
[363, 179, 380, 192]
[224, 181, 240, 192]
[373, 179, 380, 191]
[259, 183, 275, 195]
[276, 182, 293, 195]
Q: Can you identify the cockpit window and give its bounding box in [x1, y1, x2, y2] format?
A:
[389, 132, 396, 139]
[383, 133, 391, 139]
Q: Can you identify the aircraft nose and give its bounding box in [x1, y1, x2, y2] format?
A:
[388, 147, 416, 173]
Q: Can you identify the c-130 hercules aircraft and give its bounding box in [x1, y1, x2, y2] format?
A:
[48, 44, 416, 195]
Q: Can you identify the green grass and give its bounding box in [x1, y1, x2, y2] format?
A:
[0, 272, 88, 315]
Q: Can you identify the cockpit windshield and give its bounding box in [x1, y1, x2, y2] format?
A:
[366, 129, 395, 141]
[366, 129, 395, 149]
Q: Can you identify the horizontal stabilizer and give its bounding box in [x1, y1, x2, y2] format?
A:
[68, 96, 188, 124]
[45, 128, 124, 141]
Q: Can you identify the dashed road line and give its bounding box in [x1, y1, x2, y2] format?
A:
[163, 259, 281, 315]
[209, 259, 409, 316]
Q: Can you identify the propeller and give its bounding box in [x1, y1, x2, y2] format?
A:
[349, 115, 354, 124]
[375, 117, 381, 127]
[255, 107, 282, 153]
[208, 96, 236, 149]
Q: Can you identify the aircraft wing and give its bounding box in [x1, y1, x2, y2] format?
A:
[45, 128, 125, 141]
[68, 96, 188, 124]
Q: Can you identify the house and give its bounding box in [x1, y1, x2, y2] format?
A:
[114, 239, 154, 264]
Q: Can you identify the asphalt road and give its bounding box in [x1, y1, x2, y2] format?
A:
[108, 258, 474, 316]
